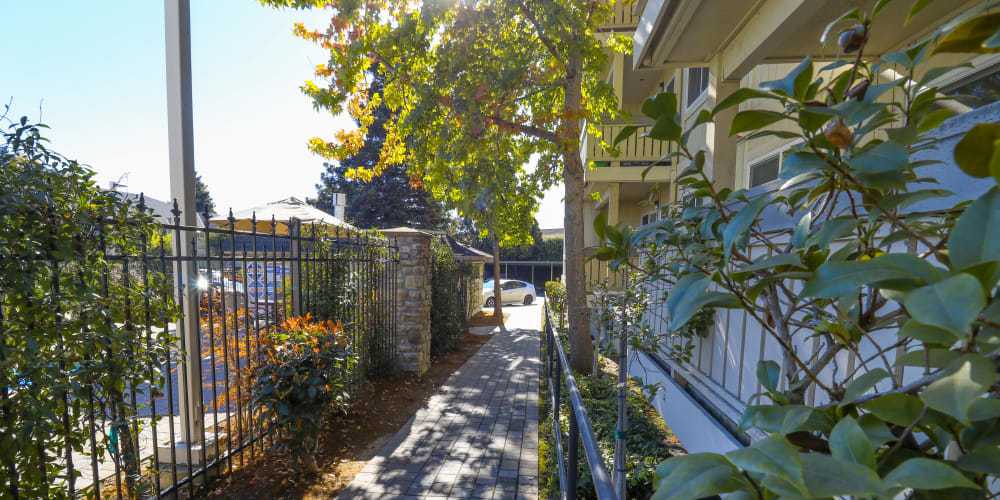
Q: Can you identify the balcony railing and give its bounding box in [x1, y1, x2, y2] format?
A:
[598, 1, 639, 31]
[583, 124, 675, 167]
[584, 247, 638, 292]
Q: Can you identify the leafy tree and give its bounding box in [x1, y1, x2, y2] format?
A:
[313, 71, 447, 230]
[1, 119, 178, 497]
[597, 4, 1000, 498]
[428, 132, 541, 321]
[195, 172, 215, 215]
[258, 0, 630, 373]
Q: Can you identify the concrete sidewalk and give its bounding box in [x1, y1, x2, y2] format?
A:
[337, 302, 542, 499]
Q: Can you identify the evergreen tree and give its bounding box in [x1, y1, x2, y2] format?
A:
[313, 73, 447, 230]
[194, 173, 215, 215]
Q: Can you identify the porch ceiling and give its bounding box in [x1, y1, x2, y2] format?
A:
[635, 0, 982, 80]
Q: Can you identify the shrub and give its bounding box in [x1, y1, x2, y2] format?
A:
[252, 315, 355, 474]
[1, 119, 179, 498]
[596, 4, 1000, 499]
[430, 238, 464, 354]
[540, 345, 677, 499]
[545, 280, 567, 320]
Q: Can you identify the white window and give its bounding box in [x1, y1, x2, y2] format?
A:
[942, 61, 1000, 109]
[641, 202, 661, 226]
[746, 141, 802, 189]
[686, 67, 709, 109]
[748, 155, 781, 188]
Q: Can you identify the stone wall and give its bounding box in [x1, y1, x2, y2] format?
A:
[383, 228, 432, 375]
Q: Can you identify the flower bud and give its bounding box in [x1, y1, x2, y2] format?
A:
[824, 118, 853, 148]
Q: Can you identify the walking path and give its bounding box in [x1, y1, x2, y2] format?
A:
[338, 302, 542, 499]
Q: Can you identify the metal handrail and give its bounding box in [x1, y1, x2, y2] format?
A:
[544, 300, 618, 500]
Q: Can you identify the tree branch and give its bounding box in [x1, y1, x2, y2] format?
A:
[489, 115, 559, 143]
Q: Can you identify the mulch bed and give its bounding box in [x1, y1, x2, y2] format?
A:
[466, 309, 509, 327]
[200, 332, 492, 499]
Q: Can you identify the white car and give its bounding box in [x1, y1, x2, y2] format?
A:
[483, 279, 536, 307]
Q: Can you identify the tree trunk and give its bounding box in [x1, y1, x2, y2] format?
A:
[561, 51, 594, 374]
[488, 224, 505, 330]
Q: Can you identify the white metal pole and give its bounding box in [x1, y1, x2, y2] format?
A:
[164, 0, 204, 448]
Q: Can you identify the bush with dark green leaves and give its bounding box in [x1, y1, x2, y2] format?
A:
[430, 238, 466, 354]
[252, 315, 355, 474]
[1, 118, 178, 498]
[596, 3, 1000, 499]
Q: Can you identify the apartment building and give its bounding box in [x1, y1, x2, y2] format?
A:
[586, 0, 1000, 453]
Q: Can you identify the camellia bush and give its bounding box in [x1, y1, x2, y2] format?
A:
[1, 118, 178, 497]
[252, 315, 355, 474]
[595, 2, 1000, 499]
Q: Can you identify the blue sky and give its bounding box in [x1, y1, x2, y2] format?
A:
[2, 1, 563, 229]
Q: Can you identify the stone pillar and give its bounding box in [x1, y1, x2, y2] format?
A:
[382, 228, 432, 375]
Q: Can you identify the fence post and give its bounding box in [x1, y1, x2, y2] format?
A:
[614, 275, 629, 497]
[289, 218, 302, 318]
[380, 228, 432, 375]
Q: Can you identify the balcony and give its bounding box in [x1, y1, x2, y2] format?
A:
[582, 123, 676, 183]
[598, 1, 640, 32]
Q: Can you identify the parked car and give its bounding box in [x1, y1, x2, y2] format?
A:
[482, 279, 536, 307]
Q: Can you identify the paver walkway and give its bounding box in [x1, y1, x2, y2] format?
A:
[338, 303, 542, 500]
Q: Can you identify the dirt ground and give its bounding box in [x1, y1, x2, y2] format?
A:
[467, 309, 509, 326]
[200, 332, 492, 499]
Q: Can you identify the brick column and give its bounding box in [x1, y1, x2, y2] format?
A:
[382, 228, 432, 375]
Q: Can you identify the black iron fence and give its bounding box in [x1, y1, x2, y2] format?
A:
[544, 300, 618, 500]
[2, 199, 398, 499]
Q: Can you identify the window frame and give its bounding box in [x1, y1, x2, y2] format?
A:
[685, 67, 710, 112]
[744, 140, 803, 189]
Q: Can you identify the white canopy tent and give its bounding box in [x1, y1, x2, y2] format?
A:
[211, 197, 355, 235]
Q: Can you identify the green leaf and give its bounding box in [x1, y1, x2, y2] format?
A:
[954, 123, 1000, 178]
[840, 368, 892, 406]
[872, 0, 894, 18]
[726, 435, 806, 497]
[612, 125, 640, 147]
[791, 212, 811, 248]
[722, 194, 770, 262]
[729, 110, 789, 136]
[760, 57, 813, 100]
[830, 416, 876, 468]
[642, 92, 679, 120]
[713, 88, 777, 116]
[899, 320, 964, 345]
[848, 141, 909, 174]
[593, 211, 608, 241]
[646, 113, 683, 142]
[902, 274, 986, 335]
[861, 393, 925, 426]
[736, 253, 806, 275]
[800, 453, 883, 498]
[920, 354, 996, 424]
[917, 108, 956, 133]
[968, 398, 1000, 422]
[805, 217, 858, 251]
[802, 254, 944, 298]
[664, 274, 715, 332]
[780, 151, 830, 179]
[858, 413, 898, 447]
[590, 247, 615, 261]
[906, 0, 934, 25]
[934, 13, 1000, 54]
[651, 453, 750, 500]
[955, 446, 1000, 476]
[757, 360, 781, 393]
[884, 458, 979, 491]
[950, 188, 1000, 278]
